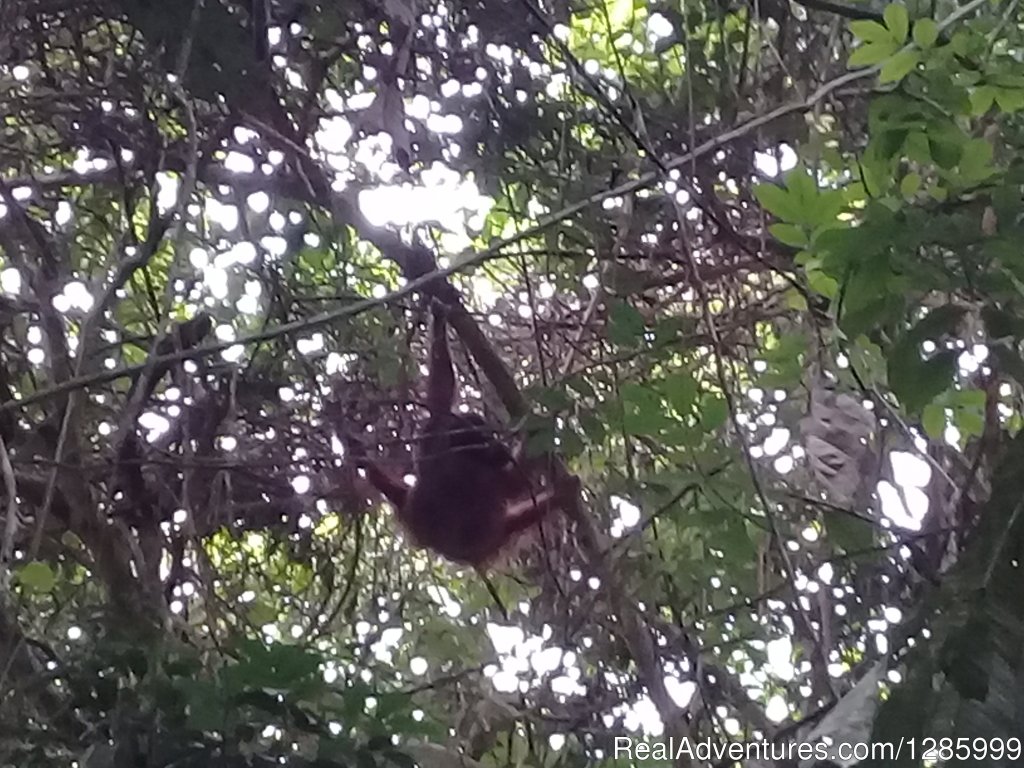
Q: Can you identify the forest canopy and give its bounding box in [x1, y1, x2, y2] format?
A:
[1, 0, 1024, 766]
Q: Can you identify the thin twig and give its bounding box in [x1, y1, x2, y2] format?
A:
[0, 432, 19, 588]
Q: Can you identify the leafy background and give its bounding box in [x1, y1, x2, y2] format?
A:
[0, 0, 1023, 766]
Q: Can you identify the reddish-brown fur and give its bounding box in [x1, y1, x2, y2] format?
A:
[353, 303, 557, 567]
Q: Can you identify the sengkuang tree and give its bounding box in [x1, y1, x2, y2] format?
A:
[1, 0, 1023, 766]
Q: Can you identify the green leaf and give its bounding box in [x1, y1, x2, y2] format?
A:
[931, 142, 961, 170]
[784, 288, 808, 311]
[810, 189, 846, 225]
[989, 73, 1024, 88]
[879, 49, 920, 84]
[912, 17, 938, 48]
[956, 406, 985, 438]
[850, 336, 888, 383]
[578, 411, 605, 443]
[850, 20, 891, 44]
[608, 300, 646, 347]
[622, 383, 670, 436]
[921, 403, 946, 439]
[763, 332, 808, 385]
[510, 183, 529, 212]
[958, 137, 995, 182]
[558, 423, 586, 458]
[700, 395, 728, 430]
[531, 385, 572, 413]
[888, 350, 957, 414]
[824, 508, 875, 553]
[859, 150, 894, 195]
[605, 0, 633, 28]
[662, 372, 698, 414]
[248, 601, 278, 626]
[760, 168, 846, 229]
[785, 167, 817, 208]
[883, 3, 909, 45]
[807, 269, 839, 298]
[953, 389, 986, 409]
[995, 88, 1024, 113]
[524, 418, 556, 457]
[769, 222, 808, 247]
[849, 41, 898, 68]
[17, 561, 56, 593]
[885, 306, 967, 412]
[904, 132, 931, 164]
[753, 183, 799, 222]
[899, 172, 921, 197]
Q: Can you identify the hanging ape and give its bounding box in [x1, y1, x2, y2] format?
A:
[349, 300, 563, 567]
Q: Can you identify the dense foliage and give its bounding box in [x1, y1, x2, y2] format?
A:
[1, 0, 1023, 766]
